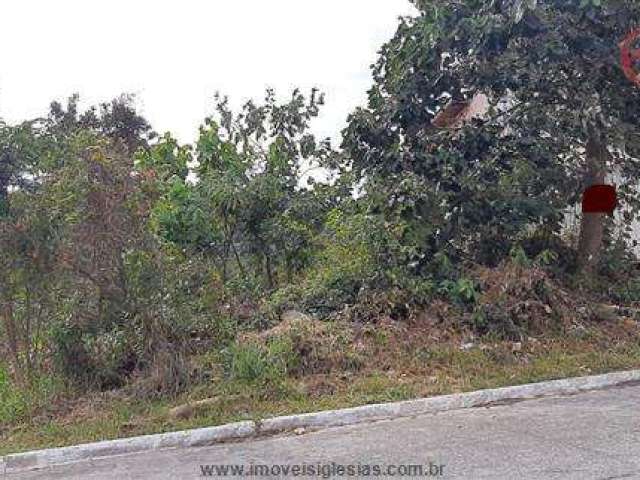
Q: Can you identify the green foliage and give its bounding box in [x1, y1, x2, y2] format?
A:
[222, 337, 297, 385]
[150, 178, 218, 251]
[267, 208, 389, 316]
[509, 245, 532, 268]
[439, 277, 480, 306]
[342, 0, 640, 272]
[134, 132, 190, 182]
[0, 365, 27, 424]
[4, 0, 640, 419]
[609, 277, 640, 304]
[535, 249, 559, 267]
[147, 89, 336, 294]
[0, 364, 65, 426]
[597, 240, 640, 303]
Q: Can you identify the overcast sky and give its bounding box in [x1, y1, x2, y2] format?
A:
[0, 1, 416, 145]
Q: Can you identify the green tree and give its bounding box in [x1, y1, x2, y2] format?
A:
[47, 93, 154, 153]
[342, 0, 640, 273]
[157, 89, 335, 291]
[0, 120, 61, 383]
[0, 96, 177, 388]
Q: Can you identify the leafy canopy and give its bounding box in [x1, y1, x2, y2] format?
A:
[343, 0, 640, 267]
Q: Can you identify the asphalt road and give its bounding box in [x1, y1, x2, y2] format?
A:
[7, 383, 640, 479]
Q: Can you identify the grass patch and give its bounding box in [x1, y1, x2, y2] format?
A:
[2, 321, 640, 455]
[0, 364, 69, 427]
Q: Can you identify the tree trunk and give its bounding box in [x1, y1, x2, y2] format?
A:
[231, 243, 246, 278]
[264, 253, 274, 290]
[576, 135, 609, 272]
[0, 295, 23, 384]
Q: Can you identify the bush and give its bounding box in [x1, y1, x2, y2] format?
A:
[0, 364, 65, 426]
[222, 336, 297, 385]
[0, 365, 27, 425]
[266, 209, 394, 317]
[51, 321, 137, 390]
[50, 248, 221, 393]
[438, 277, 479, 306]
[235, 312, 363, 376]
[470, 262, 583, 340]
[609, 277, 640, 304]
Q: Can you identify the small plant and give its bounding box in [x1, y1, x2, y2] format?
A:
[439, 277, 479, 306]
[471, 308, 488, 330]
[399, 277, 435, 305]
[509, 245, 531, 268]
[610, 277, 640, 304]
[456, 278, 480, 304]
[0, 364, 65, 426]
[223, 343, 269, 383]
[222, 337, 298, 385]
[367, 328, 389, 347]
[535, 249, 558, 267]
[0, 365, 27, 425]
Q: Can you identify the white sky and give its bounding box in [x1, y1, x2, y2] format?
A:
[0, 1, 416, 145]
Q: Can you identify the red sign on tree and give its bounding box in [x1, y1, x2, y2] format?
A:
[582, 185, 617, 216]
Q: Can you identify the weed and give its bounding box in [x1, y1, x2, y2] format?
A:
[222, 336, 297, 385]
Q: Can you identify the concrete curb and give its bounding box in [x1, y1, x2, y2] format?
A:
[0, 421, 255, 475]
[259, 369, 640, 433]
[3, 369, 640, 475]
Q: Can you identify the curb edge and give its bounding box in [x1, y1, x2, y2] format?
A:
[3, 369, 639, 475]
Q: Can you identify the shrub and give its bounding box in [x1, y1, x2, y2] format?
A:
[235, 312, 363, 376]
[266, 209, 395, 317]
[0, 365, 27, 425]
[0, 364, 65, 426]
[470, 262, 584, 340]
[51, 321, 137, 390]
[222, 336, 297, 385]
[609, 277, 640, 304]
[438, 277, 479, 307]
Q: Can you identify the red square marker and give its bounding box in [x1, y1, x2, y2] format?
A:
[582, 185, 617, 215]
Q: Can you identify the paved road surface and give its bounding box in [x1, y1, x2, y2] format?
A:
[7, 383, 640, 479]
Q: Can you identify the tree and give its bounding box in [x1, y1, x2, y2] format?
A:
[342, 0, 640, 273]
[0, 118, 71, 383]
[0, 95, 167, 387]
[155, 89, 335, 290]
[47, 93, 154, 153]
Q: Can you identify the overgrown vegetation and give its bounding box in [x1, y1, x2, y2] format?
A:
[2, 0, 640, 454]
